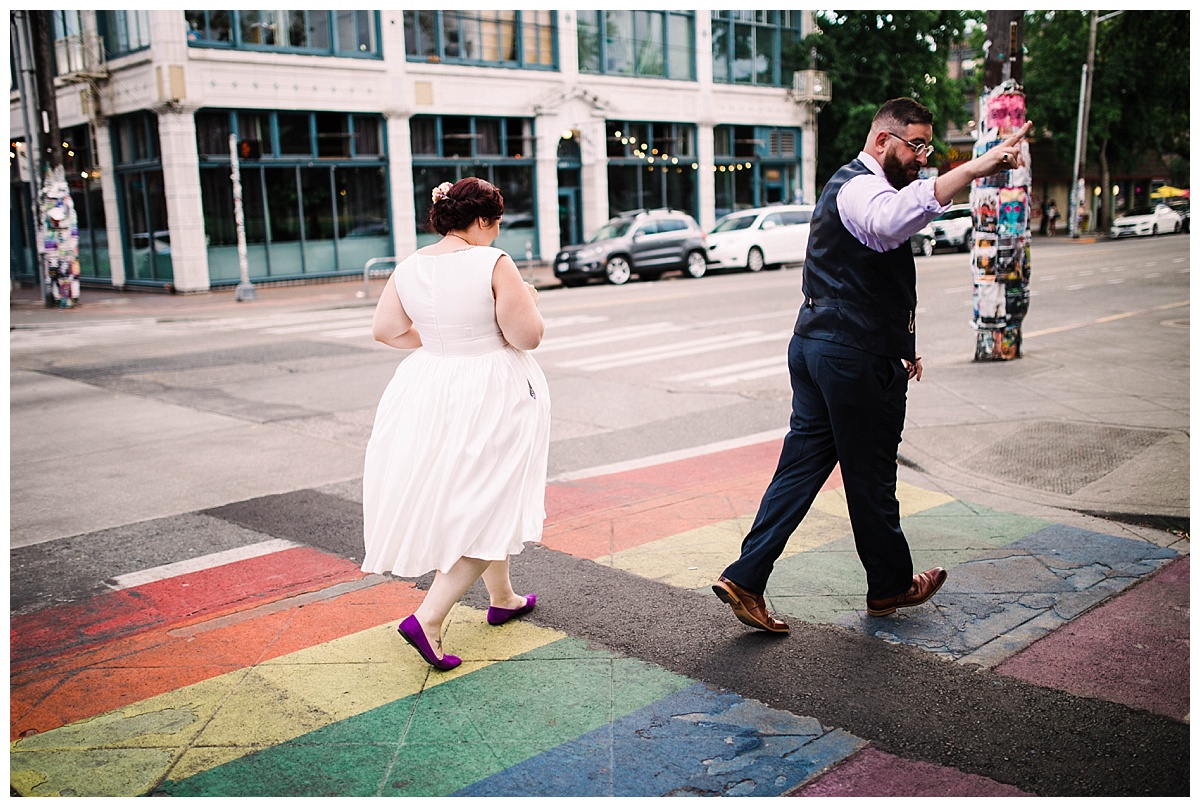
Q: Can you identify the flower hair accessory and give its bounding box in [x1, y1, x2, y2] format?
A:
[431, 182, 453, 205]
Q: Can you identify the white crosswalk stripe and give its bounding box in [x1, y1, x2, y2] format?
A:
[260, 309, 374, 334]
[535, 321, 683, 353]
[666, 355, 785, 386]
[558, 330, 784, 372]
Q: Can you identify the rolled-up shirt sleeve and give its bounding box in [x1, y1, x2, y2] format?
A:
[837, 151, 948, 252]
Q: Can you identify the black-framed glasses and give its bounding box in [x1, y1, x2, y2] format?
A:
[887, 132, 935, 158]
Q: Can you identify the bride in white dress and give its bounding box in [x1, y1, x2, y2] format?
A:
[361, 177, 550, 670]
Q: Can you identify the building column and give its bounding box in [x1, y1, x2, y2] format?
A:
[579, 117, 609, 236]
[157, 109, 208, 292]
[694, 13, 717, 229]
[91, 123, 126, 287]
[386, 113, 416, 259]
[535, 121, 562, 259]
[695, 123, 716, 230]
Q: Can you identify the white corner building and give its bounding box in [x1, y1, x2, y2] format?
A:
[11, 10, 825, 292]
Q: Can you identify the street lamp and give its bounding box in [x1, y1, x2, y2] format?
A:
[1070, 10, 1122, 238]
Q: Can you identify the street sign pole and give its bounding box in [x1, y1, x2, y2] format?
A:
[229, 134, 256, 302]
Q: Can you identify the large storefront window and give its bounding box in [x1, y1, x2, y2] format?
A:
[577, 10, 694, 80]
[195, 109, 389, 284]
[605, 120, 697, 218]
[713, 124, 802, 218]
[710, 10, 800, 87]
[404, 11, 556, 70]
[112, 113, 172, 285]
[62, 124, 110, 280]
[410, 115, 537, 256]
[185, 10, 380, 58]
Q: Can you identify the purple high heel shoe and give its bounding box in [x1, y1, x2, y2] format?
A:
[398, 614, 461, 671]
[486, 593, 537, 626]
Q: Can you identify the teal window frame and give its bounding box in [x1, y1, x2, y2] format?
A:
[403, 10, 558, 70]
[110, 113, 173, 286]
[577, 10, 695, 80]
[184, 10, 382, 59]
[409, 114, 539, 256]
[194, 108, 391, 284]
[604, 119, 699, 217]
[97, 11, 152, 58]
[61, 124, 111, 281]
[713, 124, 803, 216]
[710, 10, 801, 87]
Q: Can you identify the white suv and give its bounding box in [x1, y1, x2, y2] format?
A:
[931, 204, 974, 252]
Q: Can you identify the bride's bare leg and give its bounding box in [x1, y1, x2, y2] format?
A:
[413, 556, 489, 653]
[481, 557, 527, 610]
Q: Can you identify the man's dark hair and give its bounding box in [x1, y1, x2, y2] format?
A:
[873, 98, 934, 131]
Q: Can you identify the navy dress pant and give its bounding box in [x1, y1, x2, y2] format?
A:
[721, 334, 914, 601]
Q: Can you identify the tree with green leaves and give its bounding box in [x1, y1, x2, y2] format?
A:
[793, 10, 981, 187]
[1022, 10, 1190, 229]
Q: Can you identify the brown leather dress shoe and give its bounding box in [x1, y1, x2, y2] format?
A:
[866, 567, 948, 617]
[712, 576, 789, 633]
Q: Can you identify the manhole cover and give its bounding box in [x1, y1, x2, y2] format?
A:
[962, 421, 1168, 495]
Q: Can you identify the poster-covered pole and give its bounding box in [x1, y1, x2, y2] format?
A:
[971, 11, 1030, 361]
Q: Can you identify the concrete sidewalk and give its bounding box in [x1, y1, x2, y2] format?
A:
[8, 260, 563, 327]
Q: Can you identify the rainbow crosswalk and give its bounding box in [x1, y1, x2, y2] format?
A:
[9, 439, 1181, 796]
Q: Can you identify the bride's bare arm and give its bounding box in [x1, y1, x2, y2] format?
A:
[492, 254, 544, 350]
[372, 273, 423, 349]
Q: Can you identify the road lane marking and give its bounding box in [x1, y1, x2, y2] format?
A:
[549, 428, 789, 482]
[1024, 299, 1189, 338]
[108, 538, 301, 589]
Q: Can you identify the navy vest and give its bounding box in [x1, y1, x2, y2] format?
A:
[794, 160, 917, 361]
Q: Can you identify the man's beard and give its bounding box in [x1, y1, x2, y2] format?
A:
[882, 149, 919, 189]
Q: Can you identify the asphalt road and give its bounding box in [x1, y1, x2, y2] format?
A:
[10, 233, 1189, 550]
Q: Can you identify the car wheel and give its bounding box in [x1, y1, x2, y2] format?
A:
[685, 250, 708, 279]
[605, 256, 632, 285]
[921, 237, 934, 257]
[958, 237, 970, 253]
[746, 247, 765, 273]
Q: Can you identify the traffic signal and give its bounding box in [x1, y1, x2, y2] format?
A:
[237, 139, 261, 160]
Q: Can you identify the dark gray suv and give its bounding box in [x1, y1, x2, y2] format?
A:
[555, 209, 709, 286]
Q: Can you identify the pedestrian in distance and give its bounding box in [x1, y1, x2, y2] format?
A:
[1046, 199, 1060, 236]
[713, 98, 1032, 632]
[361, 177, 551, 670]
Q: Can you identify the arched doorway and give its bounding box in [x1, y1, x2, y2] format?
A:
[557, 133, 583, 247]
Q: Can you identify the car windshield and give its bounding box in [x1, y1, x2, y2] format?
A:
[587, 220, 634, 242]
[1125, 206, 1154, 217]
[711, 215, 757, 233]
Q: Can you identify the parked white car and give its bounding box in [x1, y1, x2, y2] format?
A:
[931, 203, 974, 252]
[706, 205, 814, 272]
[910, 223, 936, 256]
[1110, 203, 1183, 238]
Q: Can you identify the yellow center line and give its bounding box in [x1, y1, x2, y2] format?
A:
[1024, 299, 1189, 338]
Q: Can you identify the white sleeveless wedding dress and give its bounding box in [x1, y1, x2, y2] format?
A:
[361, 246, 551, 577]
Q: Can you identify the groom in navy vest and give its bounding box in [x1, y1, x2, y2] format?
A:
[714, 98, 1033, 630]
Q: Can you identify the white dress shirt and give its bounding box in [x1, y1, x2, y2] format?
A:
[836, 151, 948, 252]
